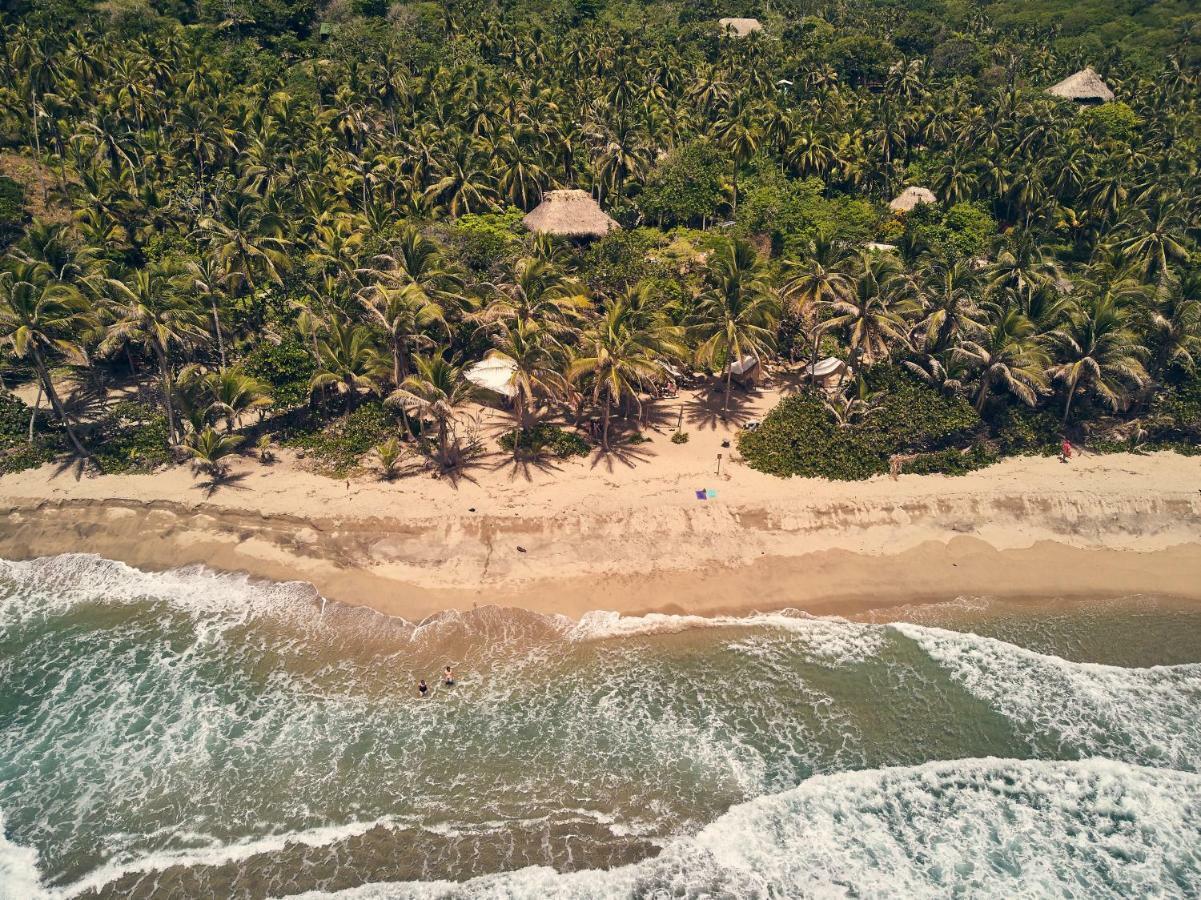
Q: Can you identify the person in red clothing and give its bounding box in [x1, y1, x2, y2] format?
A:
[1060, 438, 1073, 462]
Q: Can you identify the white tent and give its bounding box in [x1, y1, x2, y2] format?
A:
[465, 356, 517, 398]
[806, 357, 847, 378]
[728, 354, 759, 377]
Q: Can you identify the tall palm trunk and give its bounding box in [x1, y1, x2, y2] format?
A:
[1061, 381, 1077, 425]
[601, 397, 611, 450]
[724, 362, 734, 411]
[153, 344, 179, 445]
[28, 383, 41, 444]
[31, 346, 90, 459]
[210, 298, 226, 368]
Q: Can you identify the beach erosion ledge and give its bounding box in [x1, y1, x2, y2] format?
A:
[2, 451, 1199, 621]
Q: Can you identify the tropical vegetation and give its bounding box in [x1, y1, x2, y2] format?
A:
[0, 0, 1198, 480]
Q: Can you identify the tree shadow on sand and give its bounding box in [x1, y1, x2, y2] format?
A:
[191, 470, 251, 498]
[487, 450, 567, 483]
[683, 386, 762, 431]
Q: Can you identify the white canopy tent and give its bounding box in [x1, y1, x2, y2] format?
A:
[806, 357, 848, 378]
[728, 354, 759, 377]
[465, 357, 517, 399]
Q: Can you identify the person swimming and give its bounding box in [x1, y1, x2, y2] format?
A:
[443, 666, 455, 686]
[417, 679, 429, 698]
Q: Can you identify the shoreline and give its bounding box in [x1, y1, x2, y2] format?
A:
[2, 449, 1200, 620]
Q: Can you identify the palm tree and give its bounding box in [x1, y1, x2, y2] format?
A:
[914, 260, 985, 353]
[205, 368, 271, 432]
[690, 238, 778, 411]
[358, 282, 444, 389]
[309, 318, 388, 408]
[0, 266, 96, 459]
[1048, 296, 1149, 424]
[955, 306, 1050, 413]
[824, 251, 914, 365]
[184, 426, 244, 476]
[1112, 201, 1190, 288]
[178, 257, 231, 368]
[488, 318, 566, 443]
[373, 437, 405, 479]
[388, 352, 477, 469]
[102, 265, 207, 445]
[569, 305, 665, 450]
[1145, 279, 1201, 376]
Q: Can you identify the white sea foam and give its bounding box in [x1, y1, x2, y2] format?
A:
[893, 623, 1201, 770]
[0, 554, 323, 630]
[568, 609, 886, 663]
[0, 809, 47, 900]
[276, 758, 1201, 899]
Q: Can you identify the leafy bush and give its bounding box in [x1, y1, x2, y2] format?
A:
[0, 175, 27, 248]
[499, 423, 591, 458]
[242, 336, 315, 410]
[740, 367, 982, 480]
[451, 210, 524, 273]
[738, 171, 879, 257]
[92, 403, 172, 474]
[1148, 378, 1201, 443]
[672, 431, 689, 444]
[0, 388, 59, 473]
[638, 140, 727, 228]
[987, 403, 1061, 456]
[285, 401, 403, 476]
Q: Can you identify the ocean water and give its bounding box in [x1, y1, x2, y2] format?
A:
[1, 555, 1199, 899]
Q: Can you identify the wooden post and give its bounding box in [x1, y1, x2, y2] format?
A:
[716, 452, 722, 477]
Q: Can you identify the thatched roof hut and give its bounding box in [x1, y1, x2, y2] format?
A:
[1047, 68, 1114, 104]
[718, 17, 762, 37]
[888, 186, 936, 213]
[522, 190, 619, 240]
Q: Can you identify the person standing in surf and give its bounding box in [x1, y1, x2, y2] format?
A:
[417, 679, 429, 698]
[443, 666, 456, 686]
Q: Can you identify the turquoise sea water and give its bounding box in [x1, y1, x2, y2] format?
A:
[1, 554, 1200, 898]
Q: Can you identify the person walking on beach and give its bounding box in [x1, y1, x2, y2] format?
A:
[1060, 438, 1073, 463]
[417, 679, 429, 698]
[443, 665, 456, 686]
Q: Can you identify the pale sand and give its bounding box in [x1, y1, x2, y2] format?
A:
[1, 392, 1199, 620]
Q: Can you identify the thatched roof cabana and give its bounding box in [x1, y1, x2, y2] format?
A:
[522, 190, 619, 239]
[888, 186, 936, 213]
[1047, 68, 1114, 104]
[718, 17, 762, 37]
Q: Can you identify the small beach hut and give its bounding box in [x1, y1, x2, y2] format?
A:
[1047, 68, 1114, 105]
[889, 187, 936, 213]
[465, 356, 517, 400]
[718, 17, 762, 37]
[522, 190, 619, 240]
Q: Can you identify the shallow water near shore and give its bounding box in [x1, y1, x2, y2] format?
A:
[1, 554, 1200, 898]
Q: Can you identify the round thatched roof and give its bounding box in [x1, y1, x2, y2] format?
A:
[718, 17, 762, 37]
[522, 190, 619, 239]
[1047, 67, 1114, 103]
[888, 186, 937, 213]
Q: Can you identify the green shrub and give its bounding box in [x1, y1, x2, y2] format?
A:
[0, 388, 60, 472]
[988, 403, 1061, 456]
[0, 176, 27, 248]
[242, 337, 315, 410]
[499, 423, 591, 458]
[93, 405, 172, 474]
[671, 431, 689, 444]
[451, 210, 524, 273]
[739, 367, 982, 480]
[285, 401, 402, 476]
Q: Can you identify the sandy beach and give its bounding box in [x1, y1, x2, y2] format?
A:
[2, 389, 1199, 621]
